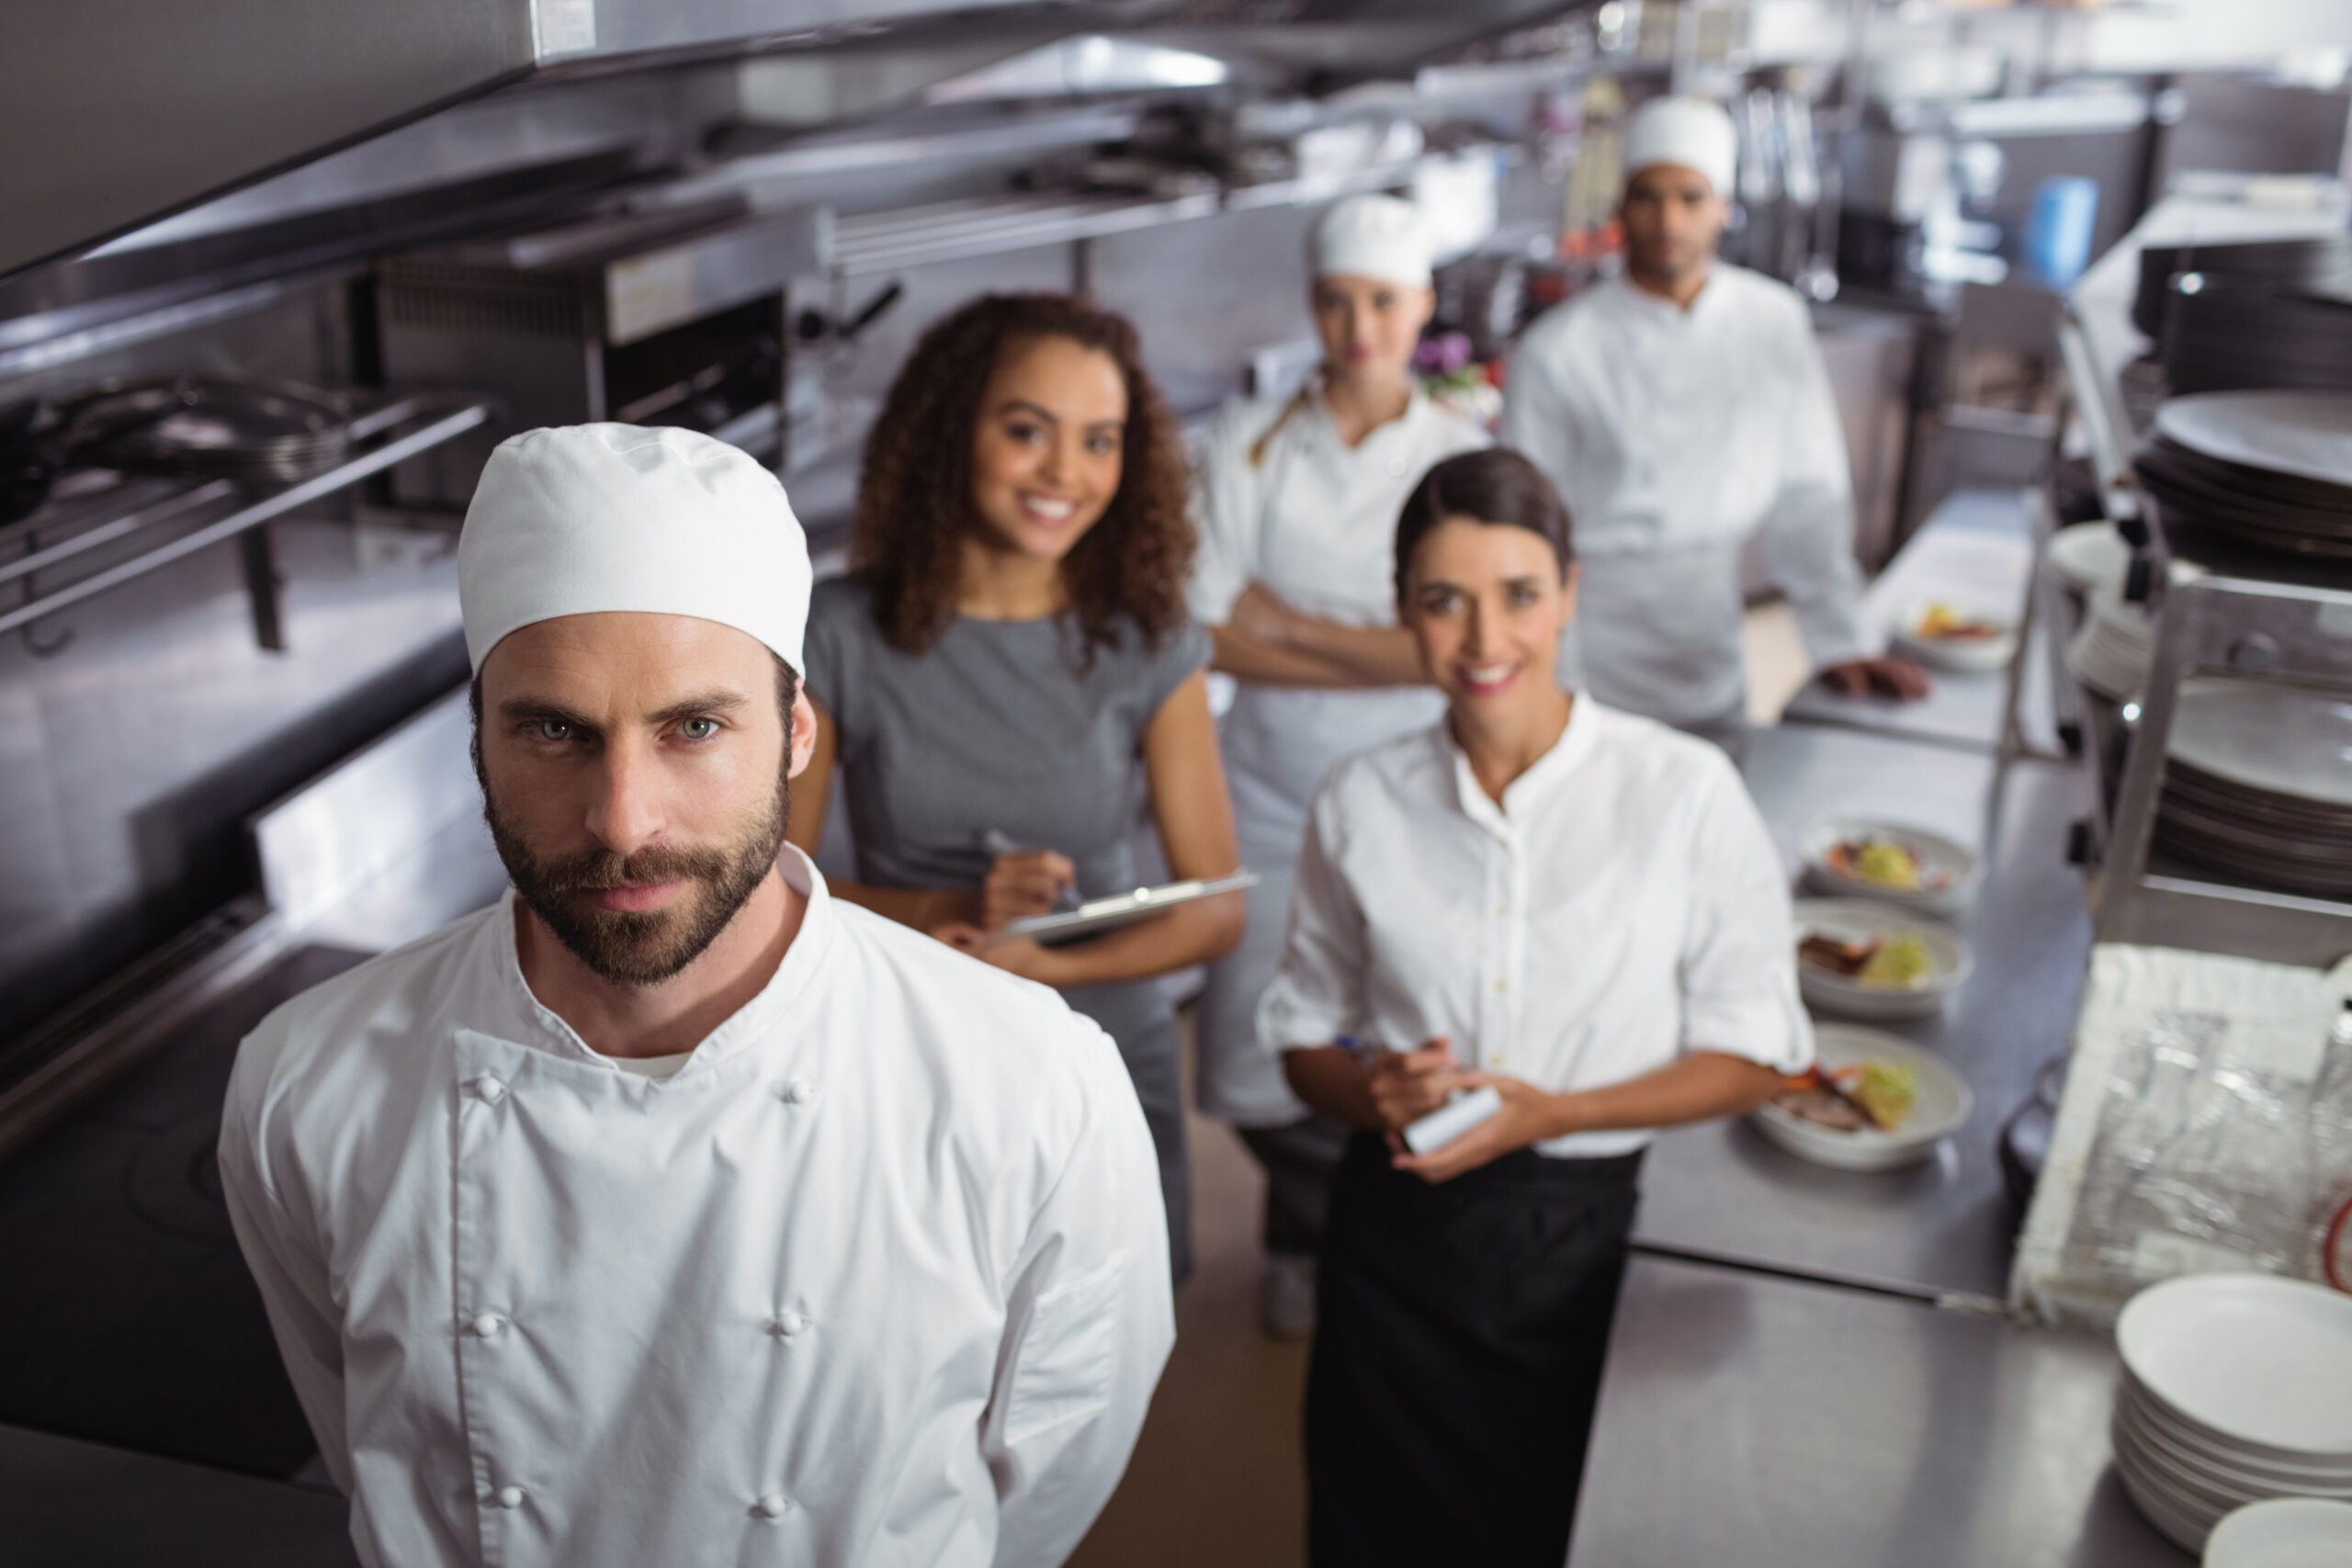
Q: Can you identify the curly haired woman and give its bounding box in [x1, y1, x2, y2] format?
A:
[786, 293, 1245, 1280]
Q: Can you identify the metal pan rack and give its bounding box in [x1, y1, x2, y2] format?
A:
[0, 394, 490, 651]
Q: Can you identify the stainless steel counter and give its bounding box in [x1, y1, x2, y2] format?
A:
[1781, 486, 2061, 758]
[0, 1423, 358, 1567]
[1570, 1255, 2188, 1566]
[1631, 723, 2094, 1301]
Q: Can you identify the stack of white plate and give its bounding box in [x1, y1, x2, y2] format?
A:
[2111, 1274, 2352, 1553]
[2066, 581, 2156, 701]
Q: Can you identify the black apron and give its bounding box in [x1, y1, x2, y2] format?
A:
[1306, 1131, 1643, 1567]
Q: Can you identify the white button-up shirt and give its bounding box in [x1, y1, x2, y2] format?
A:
[1499, 265, 1878, 727]
[220, 847, 1171, 1568]
[1256, 699, 1812, 1158]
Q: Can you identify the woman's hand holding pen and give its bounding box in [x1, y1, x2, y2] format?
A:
[979, 849, 1076, 931]
[1364, 1037, 1472, 1129]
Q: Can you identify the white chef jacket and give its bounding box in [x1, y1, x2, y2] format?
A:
[1186, 381, 1487, 1124]
[1256, 698, 1812, 1158]
[219, 846, 1172, 1568]
[1498, 265, 1879, 728]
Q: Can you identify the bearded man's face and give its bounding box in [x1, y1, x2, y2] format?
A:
[473, 613, 802, 987]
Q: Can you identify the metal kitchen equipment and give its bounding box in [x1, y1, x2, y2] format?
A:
[374, 198, 827, 503]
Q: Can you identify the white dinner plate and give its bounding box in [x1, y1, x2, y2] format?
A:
[1800, 818, 1980, 918]
[2122, 1382, 2352, 1492]
[2204, 1497, 2352, 1568]
[2044, 522, 2132, 594]
[2169, 678, 2352, 810]
[1749, 1026, 1972, 1172]
[2116, 1437, 2223, 1552]
[1792, 898, 1972, 1022]
[2120, 1375, 2352, 1487]
[2117, 1274, 2352, 1461]
[2154, 390, 2352, 489]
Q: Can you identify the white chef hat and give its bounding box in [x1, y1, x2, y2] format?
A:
[458, 423, 811, 675]
[1308, 194, 1434, 288]
[1623, 96, 1738, 197]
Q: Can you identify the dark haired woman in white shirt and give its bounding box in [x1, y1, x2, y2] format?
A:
[1261, 446, 1813, 1566]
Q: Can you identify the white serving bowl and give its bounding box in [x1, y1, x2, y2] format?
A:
[1800, 818, 1981, 919]
[1749, 1025, 1972, 1172]
[1792, 898, 1972, 1022]
[2044, 521, 2132, 594]
[1891, 602, 2019, 673]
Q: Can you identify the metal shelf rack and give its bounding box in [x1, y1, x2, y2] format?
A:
[0, 394, 490, 650]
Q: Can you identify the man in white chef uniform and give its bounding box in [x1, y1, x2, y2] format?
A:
[1500, 96, 1927, 760]
[219, 423, 1173, 1568]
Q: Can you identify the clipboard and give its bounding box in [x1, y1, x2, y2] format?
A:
[989, 871, 1259, 944]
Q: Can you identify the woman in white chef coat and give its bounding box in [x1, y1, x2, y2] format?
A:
[1262, 447, 1812, 1567]
[1190, 192, 1488, 1336]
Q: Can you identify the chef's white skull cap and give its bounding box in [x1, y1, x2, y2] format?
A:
[458, 423, 811, 675]
[1308, 194, 1433, 288]
[1623, 96, 1737, 197]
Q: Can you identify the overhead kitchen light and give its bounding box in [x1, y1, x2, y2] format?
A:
[925, 34, 1228, 102]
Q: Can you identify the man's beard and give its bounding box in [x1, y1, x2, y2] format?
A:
[485, 778, 789, 988]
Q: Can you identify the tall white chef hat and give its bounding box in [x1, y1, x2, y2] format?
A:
[1623, 96, 1738, 197]
[458, 423, 811, 675]
[1308, 193, 1434, 288]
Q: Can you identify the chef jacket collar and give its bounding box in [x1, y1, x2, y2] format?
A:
[1305, 374, 1436, 452]
[1614, 265, 1727, 325]
[1437, 692, 1598, 841]
[488, 842, 840, 1077]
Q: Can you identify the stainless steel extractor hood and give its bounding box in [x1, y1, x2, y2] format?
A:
[0, 0, 1115, 280]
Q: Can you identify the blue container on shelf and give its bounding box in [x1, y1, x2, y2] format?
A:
[2027, 176, 2100, 289]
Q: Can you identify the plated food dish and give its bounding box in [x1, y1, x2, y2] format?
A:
[1891, 600, 2018, 673]
[1792, 898, 1971, 1021]
[1750, 1026, 1971, 1171]
[1801, 818, 1978, 918]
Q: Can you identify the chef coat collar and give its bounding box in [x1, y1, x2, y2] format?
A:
[1437, 692, 1597, 840]
[489, 843, 839, 1077]
[1611, 265, 1727, 325]
[1304, 374, 1436, 453]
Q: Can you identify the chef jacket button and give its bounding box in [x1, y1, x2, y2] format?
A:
[1385, 456, 1407, 479]
[777, 1077, 815, 1106]
[474, 1075, 507, 1104]
[470, 1312, 505, 1338]
[754, 1493, 792, 1520]
[496, 1485, 526, 1510]
[769, 1311, 807, 1338]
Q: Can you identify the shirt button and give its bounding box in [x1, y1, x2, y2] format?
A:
[473, 1075, 507, 1103]
[1496, 904, 1510, 917]
[470, 1312, 506, 1339]
[1385, 455, 1408, 478]
[754, 1494, 792, 1520]
[1494, 979, 1509, 993]
[777, 1077, 815, 1106]
[769, 1311, 808, 1338]
[496, 1485, 526, 1510]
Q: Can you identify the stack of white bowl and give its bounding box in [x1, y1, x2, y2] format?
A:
[2111, 1274, 2352, 1553]
[2067, 581, 2157, 701]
